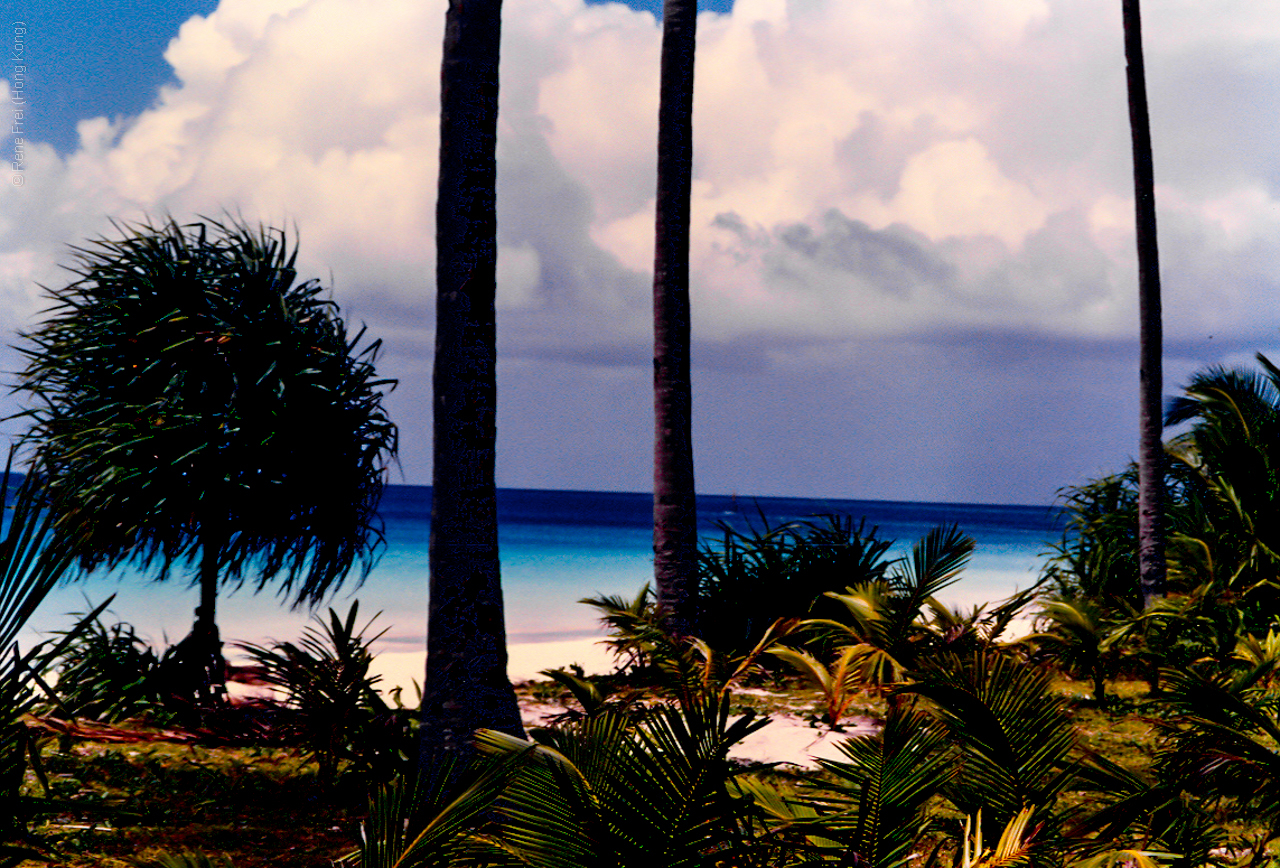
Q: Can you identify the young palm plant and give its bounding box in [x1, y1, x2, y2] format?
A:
[773, 524, 976, 698]
[902, 651, 1083, 867]
[765, 643, 868, 731]
[0, 461, 92, 860]
[799, 703, 958, 868]
[351, 690, 775, 867]
[1026, 598, 1125, 704]
[238, 601, 408, 785]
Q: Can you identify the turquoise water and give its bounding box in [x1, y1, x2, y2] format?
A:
[23, 486, 1062, 654]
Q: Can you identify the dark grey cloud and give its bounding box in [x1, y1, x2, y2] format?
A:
[772, 211, 953, 298]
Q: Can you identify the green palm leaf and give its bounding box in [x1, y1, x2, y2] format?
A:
[903, 652, 1078, 834]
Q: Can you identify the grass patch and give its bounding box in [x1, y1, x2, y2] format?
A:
[20, 738, 361, 867]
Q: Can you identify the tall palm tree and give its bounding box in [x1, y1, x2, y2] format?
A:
[1122, 0, 1167, 609]
[12, 216, 398, 708]
[420, 0, 525, 768]
[652, 0, 700, 637]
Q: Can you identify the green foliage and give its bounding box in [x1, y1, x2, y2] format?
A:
[906, 652, 1079, 837]
[696, 514, 896, 656]
[820, 523, 975, 657]
[801, 704, 957, 868]
[579, 584, 797, 700]
[1151, 665, 1280, 825]
[1037, 353, 1280, 699]
[0, 459, 89, 852]
[1040, 469, 1144, 612]
[129, 851, 237, 868]
[1164, 353, 1280, 631]
[1025, 599, 1123, 703]
[12, 215, 398, 606]
[353, 689, 775, 867]
[772, 524, 1000, 702]
[43, 610, 173, 723]
[766, 644, 866, 729]
[238, 601, 412, 785]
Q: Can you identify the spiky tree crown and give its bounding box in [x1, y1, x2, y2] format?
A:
[13, 216, 398, 605]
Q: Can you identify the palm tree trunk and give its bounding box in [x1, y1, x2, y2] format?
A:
[653, 0, 700, 638]
[1123, 0, 1167, 609]
[191, 534, 227, 706]
[162, 522, 227, 716]
[420, 0, 524, 770]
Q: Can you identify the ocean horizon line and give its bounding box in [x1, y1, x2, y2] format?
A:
[383, 481, 1060, 513]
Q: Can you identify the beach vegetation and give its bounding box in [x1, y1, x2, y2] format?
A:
[13, 585, 1280, 866]
[43, 610, 175, 724]
[696, 513, 896, 658]
[788, 523, 976, 693]
[0, 458, 100, 858]
[1034, 353, 1280, 698]
[20, 374, 1280, 866]
[11, 216, 398, 717]
[237, 602, 414, 787]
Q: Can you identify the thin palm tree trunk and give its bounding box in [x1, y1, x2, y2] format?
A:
[653, 0, 700, 638]
[1123, 0, 1167, 609]
[420, 0, 524, 769]
[193, 535, 226, 706]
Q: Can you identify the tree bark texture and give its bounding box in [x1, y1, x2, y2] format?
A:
[653, 0, 700, 638]
[1123, 0, 1167, 609]
[420, 0, 524, 768]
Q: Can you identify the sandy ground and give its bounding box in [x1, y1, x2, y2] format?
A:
[243, 624, 1034, 768]
[517, 697, 876, 769]
[357, 637, 882, 768]
[366, 636, 618, 699]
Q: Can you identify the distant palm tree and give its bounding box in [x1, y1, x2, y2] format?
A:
[420, 0, 525, 767]
[652, 0, 700, 636]
[13, 217, 398, 709]
[1122, 0, 1167, 609]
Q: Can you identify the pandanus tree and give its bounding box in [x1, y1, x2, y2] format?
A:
[12, 216, 398, 707]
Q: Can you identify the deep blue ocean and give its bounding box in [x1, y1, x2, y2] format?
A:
[24, 486, 1063, 656]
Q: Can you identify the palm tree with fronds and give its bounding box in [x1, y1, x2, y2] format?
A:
[11, 216, 398, 709]
[1165, 355, 1280, 579]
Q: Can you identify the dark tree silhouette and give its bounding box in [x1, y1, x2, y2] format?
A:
[13, 216, 398, 708]
[419, 0, 525, 767]
[1122, 0, 1167, 608]
[652, 0, 700, 637]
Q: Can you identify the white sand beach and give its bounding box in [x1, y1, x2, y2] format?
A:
[367, 635, 617, 700]
[364, 637, 899, 769]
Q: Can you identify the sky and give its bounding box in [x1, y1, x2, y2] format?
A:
[1, 0, 1277, 506]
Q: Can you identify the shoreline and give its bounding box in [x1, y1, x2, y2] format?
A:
[367, 635, 619, 697]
